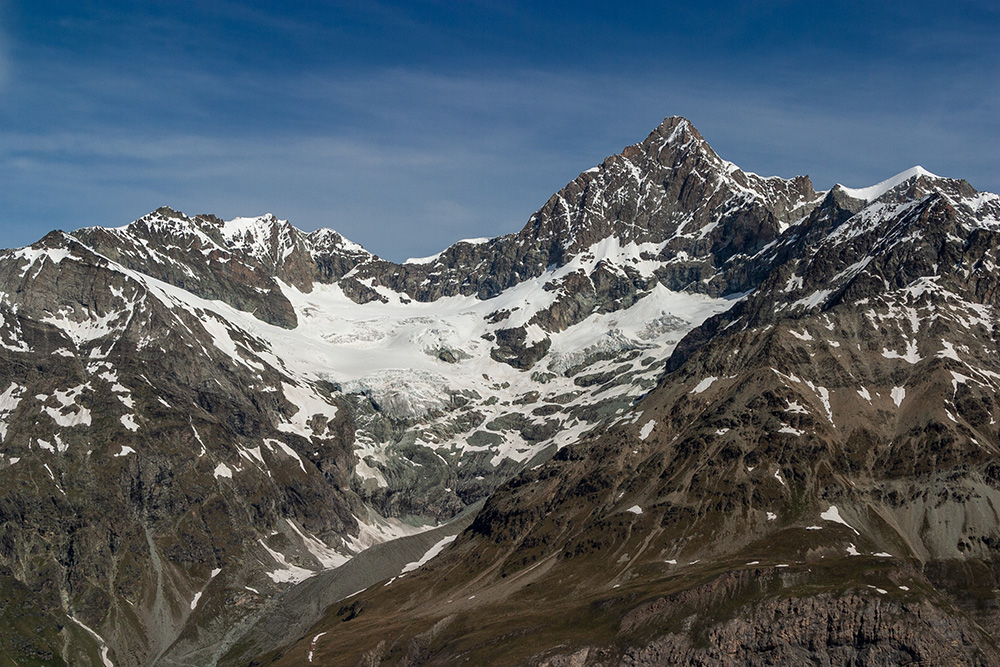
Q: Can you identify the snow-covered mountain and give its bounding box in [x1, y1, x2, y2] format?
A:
[1, 116, 998, 665]
[265, 134, 1000, 664]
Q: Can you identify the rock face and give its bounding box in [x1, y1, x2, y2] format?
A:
[615, 588, 995, 666]
[2, 116, 1000, 665]
[0, 232, 361, 665]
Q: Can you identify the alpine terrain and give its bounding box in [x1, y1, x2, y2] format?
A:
[1, 117, 999, 665]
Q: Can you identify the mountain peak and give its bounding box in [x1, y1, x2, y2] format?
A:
[627, 115, 708, 160]
[152, 204, 186, 219]
[834, 165, 942, 202]
[216, 212, 288, 239]
[652, 115, 699, 142]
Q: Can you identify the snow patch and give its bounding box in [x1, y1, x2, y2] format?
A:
[400, 534, 458, 574]
[41, 384, 92, 428]
[791, 289, 833, 311]
[69, 616, 114, 667]
[785, 400, 808, 414]
[307, 631, 328, 664]
[0, 382, 25, 440]
[277, 381, 338, 437]
[259, 539, 314, 584]
[820, 505, 860, 535]
[881, 339, 921, 364]
[804, 381, 834, 425]
[200, 315, 265, 371]
[937, 340, 961, 361]
[690, 376, 717, 394]
[891, 386, 906, 407]
[264, 438, 308, 473]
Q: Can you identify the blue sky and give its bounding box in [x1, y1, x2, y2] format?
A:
[1, 1, 997, 261]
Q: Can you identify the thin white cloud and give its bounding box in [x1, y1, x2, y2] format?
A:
[1, 61, 997, 260]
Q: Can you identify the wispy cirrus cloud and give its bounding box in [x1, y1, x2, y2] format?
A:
[0, 2, 996, 259]
[1, 62, 997, 260]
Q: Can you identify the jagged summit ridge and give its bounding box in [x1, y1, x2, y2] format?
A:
[51, 117, 826, 338]
[67, 118, 983, 320]
[99, 205, 376, 274]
